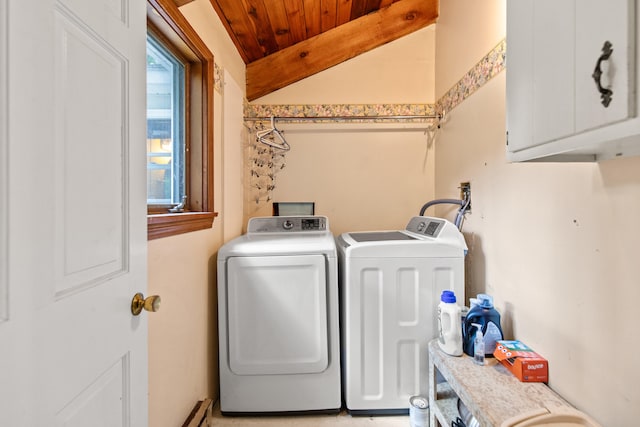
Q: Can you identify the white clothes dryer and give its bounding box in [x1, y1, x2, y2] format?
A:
[217, 216, 341, 415]
[336, 216, 466, 415]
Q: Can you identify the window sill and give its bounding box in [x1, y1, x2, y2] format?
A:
[147, 211, 218, 240]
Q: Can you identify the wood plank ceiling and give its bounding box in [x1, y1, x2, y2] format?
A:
[179, 0, 439, 100]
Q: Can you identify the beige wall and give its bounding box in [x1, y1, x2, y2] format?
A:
[261, 124, 435, 236]
[256, 26, 436, 105]
[434, 0, 505, 100]
[251, 26, 437, 234]
[147, 1, 246, 425]
[435, 1, 639, 425]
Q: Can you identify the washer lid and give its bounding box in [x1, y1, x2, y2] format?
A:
[348, 231, 417, 242]
[336, 216, 468, 257]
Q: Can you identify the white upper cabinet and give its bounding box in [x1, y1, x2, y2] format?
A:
[506, 0, 639, 161]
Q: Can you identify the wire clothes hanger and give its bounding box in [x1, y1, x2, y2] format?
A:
[256, 116, 290, 151]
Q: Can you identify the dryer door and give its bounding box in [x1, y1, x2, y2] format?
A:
[226, 254, 329, 375]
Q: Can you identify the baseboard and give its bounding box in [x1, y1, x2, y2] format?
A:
[182, 398, 213, 427]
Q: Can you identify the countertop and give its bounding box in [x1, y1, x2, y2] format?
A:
[428, 340, 570, 426]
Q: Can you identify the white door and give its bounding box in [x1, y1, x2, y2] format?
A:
[0, 0, 148, 425]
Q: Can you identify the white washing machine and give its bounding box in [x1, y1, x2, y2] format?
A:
[336, 216, 466, 415]
[217, 216, 341, 414]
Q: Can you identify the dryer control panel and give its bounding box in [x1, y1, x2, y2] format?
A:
[248, 216, 328, 233]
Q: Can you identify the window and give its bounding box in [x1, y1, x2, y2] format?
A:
[146, 0, 216, 240]
[146, 34, 185, 206]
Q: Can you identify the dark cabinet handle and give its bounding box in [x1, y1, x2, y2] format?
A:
[592, 41, 613, 108]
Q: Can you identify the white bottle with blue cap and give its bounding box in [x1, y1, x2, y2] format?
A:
[437, 290, 463, 356]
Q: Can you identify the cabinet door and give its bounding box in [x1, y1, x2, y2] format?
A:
[505, 0, 534, 151]
[575, 0, 635, 133]
[532, 0, 576, 145]
[507, 0, 638, 160]
[507, 0, 575, 152]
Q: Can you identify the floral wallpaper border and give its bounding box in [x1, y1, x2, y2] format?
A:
[437, 39, 506, 115]
[243, 38, 506, 122]
[245, 103, 437, 123]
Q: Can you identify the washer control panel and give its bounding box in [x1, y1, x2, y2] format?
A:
[248, 216, 328, 233]
[405, 216, 444, 238]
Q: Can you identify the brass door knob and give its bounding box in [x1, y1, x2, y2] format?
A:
[131, 292, 161, 315]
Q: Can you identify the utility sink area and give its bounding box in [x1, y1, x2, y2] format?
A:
[428, 340, 601, 427]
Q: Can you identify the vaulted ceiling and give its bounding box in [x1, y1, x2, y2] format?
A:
[176, 0, 439, 100]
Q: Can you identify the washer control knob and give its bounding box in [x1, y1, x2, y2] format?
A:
[417, 222, 426, 232]
[283, 220, 294, 230]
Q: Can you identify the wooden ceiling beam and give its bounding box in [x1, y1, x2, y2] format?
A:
[246, 0, 438, 101]
[174, 0, 196, 6]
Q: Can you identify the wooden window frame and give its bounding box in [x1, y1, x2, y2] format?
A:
[146, 0, 217, 240]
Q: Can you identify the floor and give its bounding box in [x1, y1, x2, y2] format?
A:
[208, 403, 410, 426]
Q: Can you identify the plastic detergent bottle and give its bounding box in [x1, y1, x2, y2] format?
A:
[463, 294, 503, 357]
[437, 290, 463, 356]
